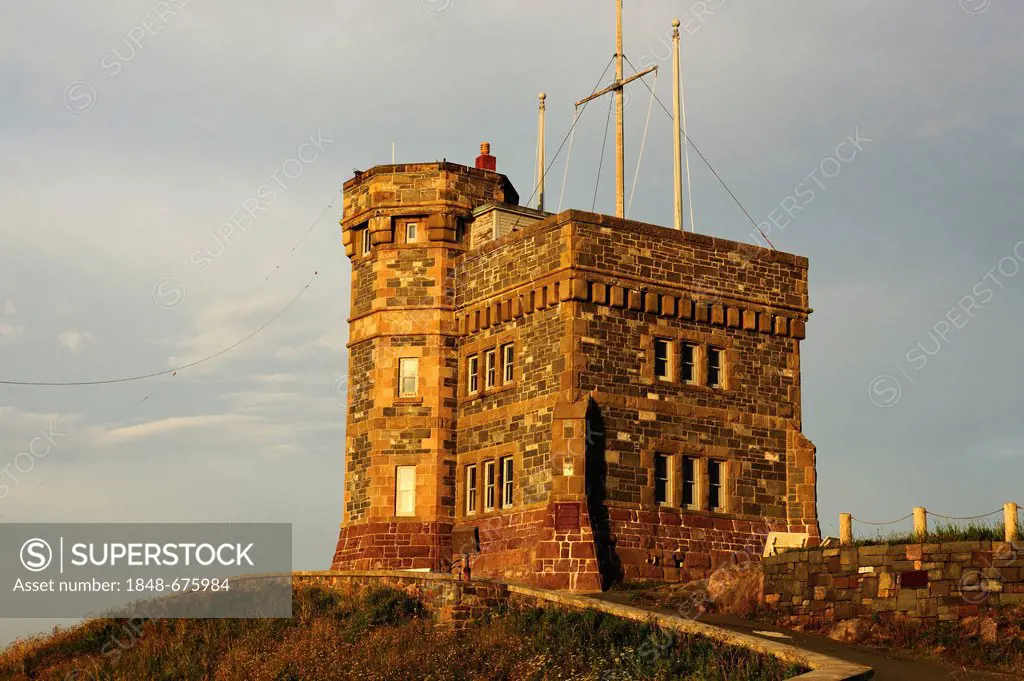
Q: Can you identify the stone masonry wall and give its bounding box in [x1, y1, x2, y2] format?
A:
[452, 218, 601, 590]
[564, 212, 817, 581]
[763, 541, 1024, 625]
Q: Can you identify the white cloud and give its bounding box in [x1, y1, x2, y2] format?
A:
[249, 373, 301, 384]
[0, 323, 23, 345]
[969, 438, 1024, 459]
[104, 414, 252, 442]
[57, 331, 93, 354]
[275, 327, 346, 361]
[0, 301, 23, 344]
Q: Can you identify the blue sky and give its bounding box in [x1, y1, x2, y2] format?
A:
[1, 0, 1022, 645]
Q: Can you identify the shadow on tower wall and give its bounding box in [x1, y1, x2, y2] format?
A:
[585, 401, 622, 590]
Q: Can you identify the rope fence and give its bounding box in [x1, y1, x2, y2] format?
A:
[929, 509, 1004, 521]
[849, 513, 913, 527]
[840, 502, 1021, 546]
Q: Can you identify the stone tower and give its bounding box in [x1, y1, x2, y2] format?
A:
[333, 146, 818, 592]
[332, 149, 519, 571]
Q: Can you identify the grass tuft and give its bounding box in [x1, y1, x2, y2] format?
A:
[853, 520, 1021, 547]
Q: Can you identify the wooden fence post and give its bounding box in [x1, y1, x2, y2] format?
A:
[913, 507, 927, 541]
[839, 513, 853, 547]
[1006, 502, 1019, 542]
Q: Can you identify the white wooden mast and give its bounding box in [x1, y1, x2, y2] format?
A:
[615, 0, 625, 218]
[575, 0, 657, 219]
[536, 92, 547, 211]
[672, 19, 683, 231]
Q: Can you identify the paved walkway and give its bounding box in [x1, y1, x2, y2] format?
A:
[591, 592, 1020, 681]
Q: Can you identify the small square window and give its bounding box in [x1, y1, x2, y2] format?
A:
[501, 456, 514, 507]
[406, 222, 418, 243]
[708, 460, 725, 512]
[681, 343, 697, 385]
[502, 344, 515, 384]
[398, 357, 419, 397]
[396, 466, 416, 516]
[467, 355, 479, 394]
[707, 347, 724, 389]
[484, 349, 497, 389]
[484, 460, 496, 511]
[654, 454, 671, 505]
[653, 339, 672, 381]
[466, 464, 478, 515]
[362, 228, 372, 255]
[682, 456, 698, 509]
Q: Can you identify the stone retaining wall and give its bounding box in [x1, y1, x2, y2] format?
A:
[293, 570, 509, 630]
[762, 541, 1024, 625]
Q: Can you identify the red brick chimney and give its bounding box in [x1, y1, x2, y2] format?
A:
[475, 142, 496, 172]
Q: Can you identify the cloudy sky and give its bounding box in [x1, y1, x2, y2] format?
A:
[2, 0, 1022, 645]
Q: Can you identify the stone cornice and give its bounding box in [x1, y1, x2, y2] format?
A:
[456, 273, 807, 341]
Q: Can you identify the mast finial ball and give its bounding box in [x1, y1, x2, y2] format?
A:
[539, 92, 547, 100]
[672, 18, 681, 28]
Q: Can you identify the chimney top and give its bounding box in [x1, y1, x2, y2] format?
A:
[475, 142, 496, 172]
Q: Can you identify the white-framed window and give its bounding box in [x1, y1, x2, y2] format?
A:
[682, 456, 698, 509]
[406, 222, 418, 243]
[653, 338, 672, 381]
[396, 465, 416, 516]
[484, 349, 497, 389]
[654, 454, 671, 505]
[681, 343, 697, 385]
[398, 357, 419, 397]
[502, 343, 514, 384]
[466, 464, 478, 515]
[707, 347, 724, 389]
[708, 460, 725, 512]
[467, 355, 479, 394]
[501, 456, 514, 507]
[361, 228, 372, 255]
[484, 460, 496, 511]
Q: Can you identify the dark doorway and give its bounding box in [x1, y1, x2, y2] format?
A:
[584, 400, 621, 589]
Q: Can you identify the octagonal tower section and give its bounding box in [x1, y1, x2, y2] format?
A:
[332, 161, 519, 571]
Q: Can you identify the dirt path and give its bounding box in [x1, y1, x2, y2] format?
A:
[590, 592, 1020, 681]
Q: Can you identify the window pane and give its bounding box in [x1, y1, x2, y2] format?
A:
[485, 350, 496, 389]
[396, 466, 416, 516]
[468, 356, 479, 393]
[654, 339, 670, 380]
[502, 344, 514, 384]
[708, 460, 722, 511]
[406, 223, 417, 242]
[502, 457, 514, 507]
[681, 344, 695, 384]
[683, 457, 696, 508]
[485, 461, 495, 510]
[399, 358, 418, 397]
[466, 465, 477, 513]
[708, 348, 722, 388]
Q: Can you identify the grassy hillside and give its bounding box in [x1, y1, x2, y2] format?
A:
[0, 584, 807, 680]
